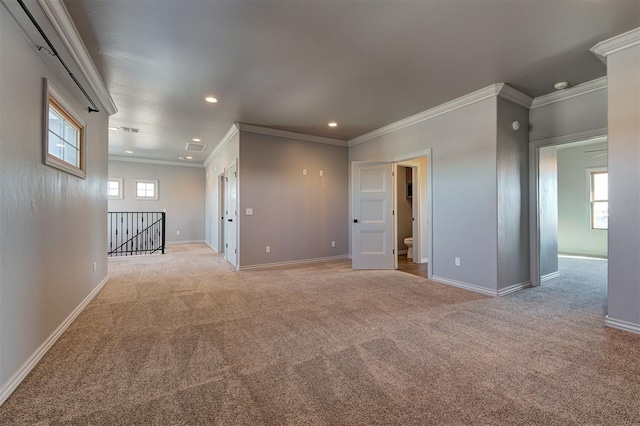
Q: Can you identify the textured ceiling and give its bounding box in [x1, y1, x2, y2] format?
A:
[64, 0, 639, 163]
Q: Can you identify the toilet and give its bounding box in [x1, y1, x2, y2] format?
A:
[403, 237, 413, 258]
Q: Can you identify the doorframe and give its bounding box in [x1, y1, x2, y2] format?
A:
[529, 130, 607, 287]
[224, 159, 240, 269]
[391, 149, 433, 279]
[218, 172, 226, 255]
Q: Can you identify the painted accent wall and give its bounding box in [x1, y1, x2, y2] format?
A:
[557, 141, 608, 257]
[108, 161, 206, 243]
[238, 131, 349, 267]
[0, 3, 109, 395]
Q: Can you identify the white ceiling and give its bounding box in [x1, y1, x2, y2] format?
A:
[63, 0, 639, 164]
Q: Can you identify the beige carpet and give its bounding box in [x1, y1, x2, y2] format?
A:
[1, 244, 639, 425]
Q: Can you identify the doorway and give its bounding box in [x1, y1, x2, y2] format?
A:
[351, 150, 432, 277]
[218, 173, 225, 254]
[531, 136, 608, 309]
[223, 160, 238, 268]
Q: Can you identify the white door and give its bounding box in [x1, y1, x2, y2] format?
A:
[352, 162, 394, 269]
[225, 162, 238, 267]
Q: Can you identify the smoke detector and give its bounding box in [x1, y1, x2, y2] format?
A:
[554, 81, 570, 90]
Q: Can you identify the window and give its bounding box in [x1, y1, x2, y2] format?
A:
[43, 79, 86, 178]
[135, 179, 158, 200]
[590, 169, 608, 230]
[108, 178, 124, 199]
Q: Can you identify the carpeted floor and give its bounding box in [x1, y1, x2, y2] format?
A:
[1, 244, 639, 425]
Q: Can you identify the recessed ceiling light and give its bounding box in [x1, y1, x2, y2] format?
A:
[205, 96, 218, 103]
[178, 156, 185, 160]
[192, 138, 201, 142]
[125, 150, 133, 154]
[108, 126, 119, 131]
[328, 122, 338, 127]
[186, 156, 193, 160]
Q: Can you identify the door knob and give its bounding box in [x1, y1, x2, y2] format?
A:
[228, 219, 233, 222]
[353, 219, 358, 223]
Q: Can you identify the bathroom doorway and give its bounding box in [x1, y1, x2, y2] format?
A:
[394, 155, 430, 278]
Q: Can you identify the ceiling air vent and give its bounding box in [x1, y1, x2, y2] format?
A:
[120, 126, 140, 133]
[185, 142, 208, 152]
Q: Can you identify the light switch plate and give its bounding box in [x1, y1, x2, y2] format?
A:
[246, 208, 253, 215]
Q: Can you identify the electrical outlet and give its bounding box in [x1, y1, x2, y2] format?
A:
[303, 169, 308, 176]
[93, 261, 97, 273]
[266, 246, 271, 253]
[246, 208, 253, 215]
[176, 230, 180, 236]
[455, 257, 461, 267]
[331, 241, 336, 247]
[319, 170, 324, 177]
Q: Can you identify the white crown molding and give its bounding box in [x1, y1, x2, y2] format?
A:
[0, 274, 109, 406]
[204, 124, 239, 167]
[495, 83, 534, 109]
[237, 123, 348, 147]
[348, 83, 531, 147]
[531, 77, 608, 109]
[590, 27, 640, 64]
[37, 0, 117, 115]
[109, 156, 204, 168]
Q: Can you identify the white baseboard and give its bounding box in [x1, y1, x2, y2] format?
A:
[605, 316, 640, 335]
[431, 275, 496, 296]
[204, 240, 218, 253]
[239, 255, 350, 271]
[421, 257, 429, 263]
[166, 240, 205, 245]
[0, 274, 110, 407]
[541, 271, 560, 282]
[497, 281, 531, 296]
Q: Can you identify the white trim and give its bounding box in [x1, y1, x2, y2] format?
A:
[37, 0, 117, 115]
[107, 177, 124, 199]
[605, 316, 640, 334]
[531, 77, 607, 109]
[166, 240, 205, 245]
[495, 83, 534, 109]
[530, 129, 608, 146]
[239, 255, 349, 270]
[133, 179, 159, 200]
[204, 124, 239, 167]
[591, 27, 640, 64]
[0, 274, 109, 406]
[237, 123, 348, 147]
[497, 281, 531, 296]
[204, 240, 218, 253]
[431, 275, 497, 296]
[541, 271, 560, 283]
[348, 83, 531, 147]
[109, 156, 204, 168]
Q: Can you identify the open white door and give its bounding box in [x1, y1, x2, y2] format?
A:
[225, 162, 238, 268]
[352, 162, 394, 269]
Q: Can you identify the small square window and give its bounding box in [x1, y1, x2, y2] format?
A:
[134, 179, 159, 200]
[108, 178, 124, 199]
[43, 79, 86, 178]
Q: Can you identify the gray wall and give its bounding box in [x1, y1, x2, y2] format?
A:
[204, 130, 239, 251]
[606, 44, 640, 327]
[529, 87, 607, 142]
[396, 166, 413, 254]
[496, 98, 530, 290]
[239, 131, 349, 266]
[557, 141, 608, 257]
[108, 161, 205, 243]
[538, 146, 559, 277]
[350, 98, 499, 291]
[0, 3, 109, 393]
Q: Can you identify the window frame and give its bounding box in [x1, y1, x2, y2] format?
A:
[589, 167, 608, 230]
[134, 179, 159, 200]
[43, 79, 87, 179]
[108, 177, 124, 200]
